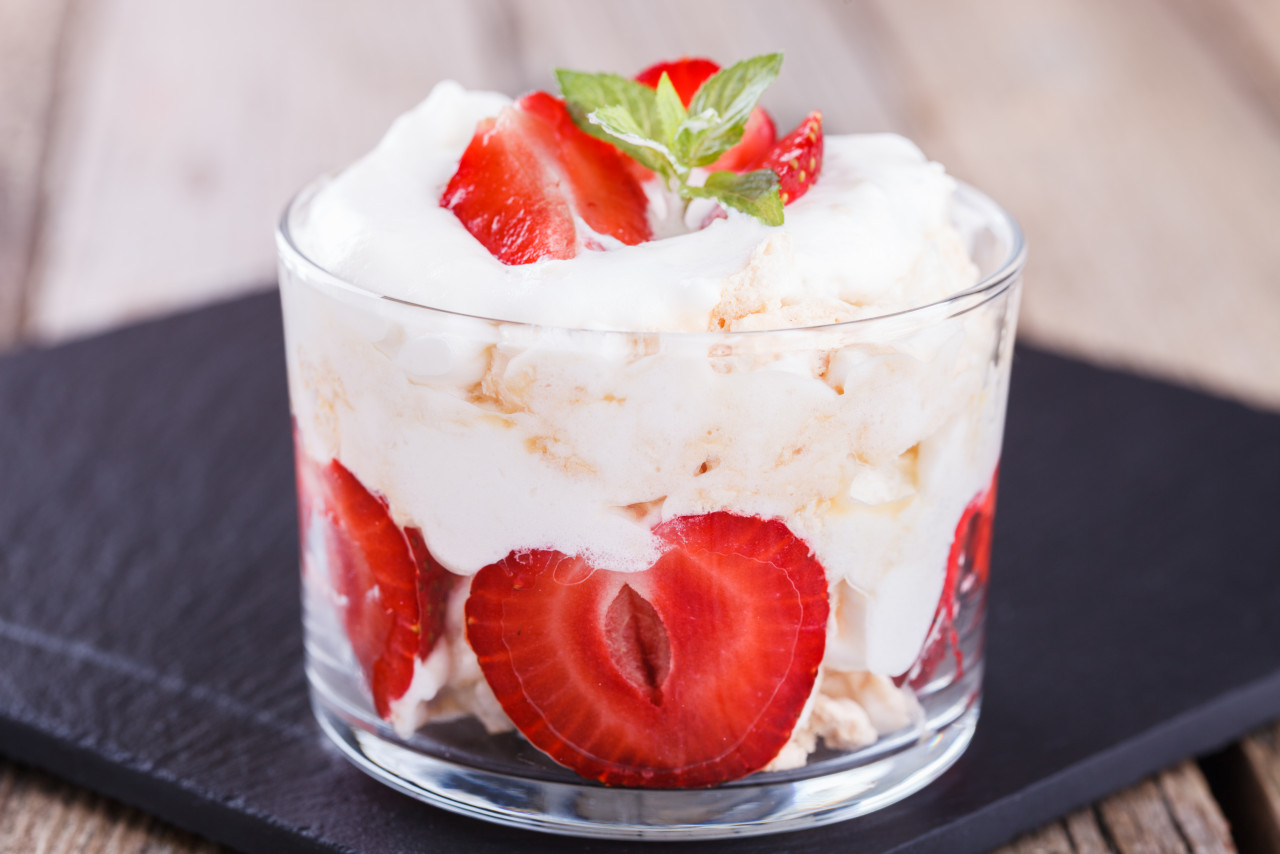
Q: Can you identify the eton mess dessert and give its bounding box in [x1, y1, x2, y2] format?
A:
[279, 54, 1021, 798]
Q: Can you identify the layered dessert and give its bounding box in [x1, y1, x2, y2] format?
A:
[281, 55, 1018, 790]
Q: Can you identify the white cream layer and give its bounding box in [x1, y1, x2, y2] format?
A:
[282, 82, 1012, 739]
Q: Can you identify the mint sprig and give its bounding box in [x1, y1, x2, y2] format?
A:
[556, 53, 784, 226]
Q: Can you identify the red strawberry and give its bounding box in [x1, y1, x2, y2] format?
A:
[899, 468, 1000, 690]
[466, 512, 828, 787]
[633, 57, 777, 174]
[760, 111, 824, 205]
[300, 458, 451, 719]
[405, 526, 454, 660]
[635, 58, 721, 104]
[441, 92, 650, 265]
[969, 469, 999, 587]
[710, 106, 777, 172]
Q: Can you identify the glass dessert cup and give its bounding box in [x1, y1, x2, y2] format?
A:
[277, 181, 1024, 839]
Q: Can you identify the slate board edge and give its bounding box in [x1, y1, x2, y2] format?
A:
[4, 664, 1280, 854]
[0, 714, 344, 854]
[903, 669, 1280, 854]
[2, 291, 1278, 854]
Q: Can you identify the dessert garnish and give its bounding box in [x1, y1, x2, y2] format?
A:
[634, 58, 779, 172]
[439, 92, 651, 265]
[442, 53, 825, 265]
[465, 512, 829, 787]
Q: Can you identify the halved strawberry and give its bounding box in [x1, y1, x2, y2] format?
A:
[405, 526, 454, 660]
[466, 512, 828, 787]
[760, 111, 824, 205]
[710, 106, 777, 172]
[969, 468, 999, 587]
[899, 468, 1000, 691]
[633, 57, 777, 174]
[635, 58, 721, 104]
[441, 93, 650, 265]
[299, 458, 451, 719]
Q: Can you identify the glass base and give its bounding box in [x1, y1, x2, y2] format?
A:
[311, 676, 979, 840]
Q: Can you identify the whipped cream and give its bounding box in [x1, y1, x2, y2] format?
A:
[293, 81, 976, 333]
[282, 81, 1016, 747]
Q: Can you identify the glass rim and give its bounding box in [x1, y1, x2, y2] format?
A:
[277, 176, 1026, 338]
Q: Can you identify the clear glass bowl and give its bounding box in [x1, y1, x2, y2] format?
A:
[277, 181, 1024, 838]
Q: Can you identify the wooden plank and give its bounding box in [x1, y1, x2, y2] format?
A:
[845, 0, 1280, 411]
[1094, 763, 1237, 854]
[1157, 763, 1237, 854]
[1239, 724, 1280, 852]
[0, 760, 225, 854]
[1162, 0, 1280, 130]
[0, 0, 69, 350]
[24, 0, 897, 344]
[1098, 779, 1193, 854]
[1065, 808, 1114, 854]
[24, 0, 528, 343]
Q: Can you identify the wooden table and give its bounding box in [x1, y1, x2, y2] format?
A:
[2, 1, 1279, 851]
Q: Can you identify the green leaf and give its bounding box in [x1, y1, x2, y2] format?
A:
[652, 72, 687, 143]
[556, 68, 676, 178]
[687, 53, 783, 129]
[554, 55, 787, 224]
[587, 105, 679, 172]
[555, 70, 661, 142]
[683, 169, 784, 226]
[680, 53, 783, 166]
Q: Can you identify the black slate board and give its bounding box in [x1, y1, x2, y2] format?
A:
[1, 291, 1278, 854]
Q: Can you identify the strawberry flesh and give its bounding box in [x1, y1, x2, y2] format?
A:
[761, 111, 824, 205]
[710, 106, 777, 172]
[466, 512, 828, 787]
[633, 57, 777, 174]
[441, 93, 650, 265]
[298, 455, 451, 719]
[899, 468, 1000, 691]
[635, 58, 721, 105]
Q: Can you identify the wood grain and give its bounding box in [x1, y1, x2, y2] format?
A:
[1158, 762, 1237, 854]
[0, 0, 69, 348]
[843, 0, 1280, 411]
[0, 760, 228, 854]
[996, 764, 1235, 854]
[1065, 809, 1114, 854]
[1240, 724, 1280, 852]
[0, 0, 1278, 852]
[20, 0, 903, 343]
[24, 0, 530, 343]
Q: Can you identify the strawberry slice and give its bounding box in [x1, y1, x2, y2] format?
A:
[405, 526, 454, 660]
[710, 106, 777, 172]
[299, 457, 450, 719]
[969, 469, 999, 587]
[441, 93, 650, 265]
[635, 58, 721, 104]
[634, 57, 777, 174]
[899, 468, 1000, 690]
[466, 512, 828, 787]
[760, 111, 824, 205]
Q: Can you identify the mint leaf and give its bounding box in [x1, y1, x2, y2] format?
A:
[684, 169, 783, 226]
[688, 53, 783, 128]
[681, 53, 782, 165]
[556, 54, 788, 226]
[588, 105, 678, 176]
[652, 72, 687, 143]
[674, 115, 745, 168]
[555, 70, 660, 134]
[556, 69, 672, 175]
